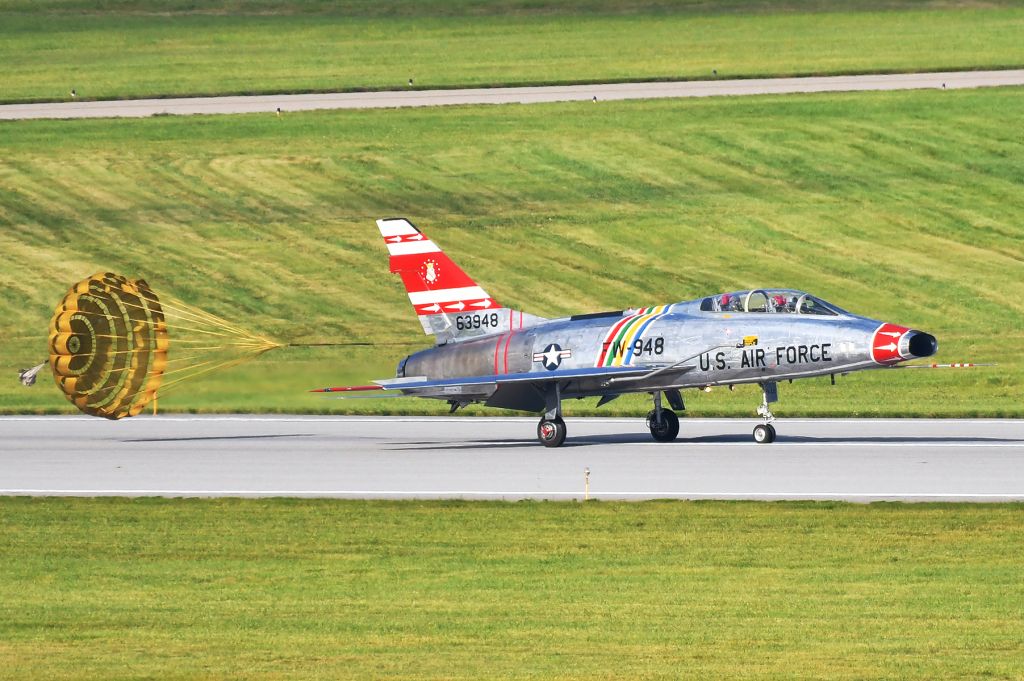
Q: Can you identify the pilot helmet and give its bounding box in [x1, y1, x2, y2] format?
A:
[773, 294, 786, 306]
[720, 293, 731, 305]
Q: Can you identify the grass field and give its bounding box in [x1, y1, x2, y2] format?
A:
[0, 498, 1021, 679]
[2, 86, 1022, 417]
[3, 1, 1024, 103]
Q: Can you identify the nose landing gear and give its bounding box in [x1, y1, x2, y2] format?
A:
[753, 381, 778, 444]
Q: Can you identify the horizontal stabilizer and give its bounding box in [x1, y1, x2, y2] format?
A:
[310, 385, 384, 393]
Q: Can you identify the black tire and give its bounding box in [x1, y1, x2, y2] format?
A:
[537, 417, 567, 448]
[646, 409, 680, 442]
[753, 424, 774, 444]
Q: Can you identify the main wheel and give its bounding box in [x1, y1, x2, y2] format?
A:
[537, 417, 567, 448]
[753, 423, 776, 444]
[646, 409, 680, 442]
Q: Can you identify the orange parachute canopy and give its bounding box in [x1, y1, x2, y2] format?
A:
[49, 273, 168, 419]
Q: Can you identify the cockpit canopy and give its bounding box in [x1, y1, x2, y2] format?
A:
[699, 289, 847, 316]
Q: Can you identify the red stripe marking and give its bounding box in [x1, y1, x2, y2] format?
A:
[414, 299, 499, 316]
[498, 311, 512, 374]
[503, 332, 512, 374]
[597, 313, 636, 365]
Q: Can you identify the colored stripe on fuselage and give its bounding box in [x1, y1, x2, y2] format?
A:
[596, 305, 671, 367]
[618, 309, 666, 366]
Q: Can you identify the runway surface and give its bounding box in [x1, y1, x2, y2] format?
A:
[3, 70, 1023, 120]
[1, 416, 1022, 501]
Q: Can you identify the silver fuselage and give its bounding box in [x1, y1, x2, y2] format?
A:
[396, 293, 936, 412]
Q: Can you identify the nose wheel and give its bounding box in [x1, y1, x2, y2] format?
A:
[753, 423, 776, 444]
[752, 381, 779, 444]
[537, 417, 567, 447]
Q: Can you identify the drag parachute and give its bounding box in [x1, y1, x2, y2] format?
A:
[46, 272, 280, 420]
[49, 273, 168, 419]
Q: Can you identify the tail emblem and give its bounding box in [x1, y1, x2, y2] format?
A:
[422, 259, 440, 285]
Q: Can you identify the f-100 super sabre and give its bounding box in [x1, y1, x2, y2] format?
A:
[316, 218, 943, 447]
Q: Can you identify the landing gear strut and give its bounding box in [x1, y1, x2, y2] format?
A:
[537, 382, 567, 447]
[753, 381, 778, 444]
[646, 390, 680, 442]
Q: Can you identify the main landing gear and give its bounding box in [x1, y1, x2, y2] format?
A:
[537, 417, 567, 448]
[753, 381, 779, 444]
[536, 387, 686, 447]
[537, 383, 567, 447]
[646, 389, 683, 442]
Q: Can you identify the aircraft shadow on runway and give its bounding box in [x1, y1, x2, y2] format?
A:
[772, 435, 1021, 444]
[122, 433, 316, 443]
[390, 439, 540, 451]
[392, 434, 1023, 450]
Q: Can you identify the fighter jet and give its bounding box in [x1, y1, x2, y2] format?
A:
[316, 218, 940, 447]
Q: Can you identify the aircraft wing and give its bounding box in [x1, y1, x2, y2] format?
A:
[312, 364, 701, 413]
[389, 365, 666, 389]
[314, 365, 659, 395]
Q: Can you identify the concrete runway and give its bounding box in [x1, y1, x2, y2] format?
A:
[3, 70, 1024, 120]
[1, 416, 1022, 501]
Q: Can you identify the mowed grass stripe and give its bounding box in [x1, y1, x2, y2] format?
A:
[2, 3, 1024, 103]
[0, 498, 1022, 678]
[0, 87, 1021, 415]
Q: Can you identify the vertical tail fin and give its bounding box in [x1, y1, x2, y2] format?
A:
[376, 218, 545, 343]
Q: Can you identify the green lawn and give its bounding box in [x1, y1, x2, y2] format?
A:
[0, 498, 1021, 679]
[3, 1, 1024, 103]
[1, 87, 1022, 417]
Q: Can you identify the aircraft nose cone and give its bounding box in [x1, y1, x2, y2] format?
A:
[905, 330, 938, 358]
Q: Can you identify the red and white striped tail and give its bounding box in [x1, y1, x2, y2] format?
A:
[377, 218, 544, 342]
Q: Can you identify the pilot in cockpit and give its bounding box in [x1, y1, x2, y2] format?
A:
[719, 293, 740, 312]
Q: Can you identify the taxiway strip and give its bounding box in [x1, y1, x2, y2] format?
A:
[2, 70, 1023, 120]
[1, 416, 1022, 501]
